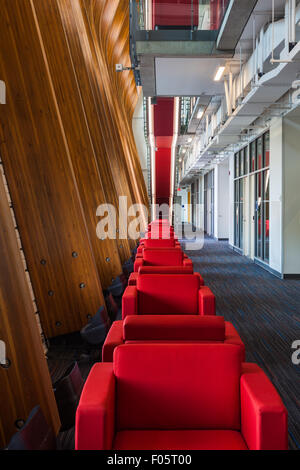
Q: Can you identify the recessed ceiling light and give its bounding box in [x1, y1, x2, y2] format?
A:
[214, 66, 225, 82]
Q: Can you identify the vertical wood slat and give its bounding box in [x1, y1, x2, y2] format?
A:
[0, 167, 60, 448]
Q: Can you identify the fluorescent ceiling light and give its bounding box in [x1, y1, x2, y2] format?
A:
[214, 66, 225, 82]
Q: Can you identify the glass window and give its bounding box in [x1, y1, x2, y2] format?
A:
[250, 141, 256, 172]
[240, 187, 244, 250]
[263, 170, 270, 262]
[244, 147, 249, 175]
[264, 132, 270, 167]
[257, 137, 263, 170]
[234, 153, 239, 178]
[264, 169, 270, 202]
[255, 173, 262, 259]
[255, 169, 270, 263]
[239, 150, 244, 176]
[234, 179, 239, 202]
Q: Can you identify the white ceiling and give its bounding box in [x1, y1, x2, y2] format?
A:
[238, 0, 286, 47]
[155, 57, 226, 96]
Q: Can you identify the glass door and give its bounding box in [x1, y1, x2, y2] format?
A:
[234, 178, 244, 249]
[204, 170, 214, 235]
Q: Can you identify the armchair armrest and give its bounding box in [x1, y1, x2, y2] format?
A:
[122, 286, 138, 319]
[198, 286, 216, 315]
[241, 363, 288, 450]
[128, 272, 139, 286]
[193, 271, 205, 286]
[183, 257, 194, 269]
[102, 321, 124, 362]
[75, 364, 115, 450]
[134, 257, 144, 272]
[224, 321, 245, 361]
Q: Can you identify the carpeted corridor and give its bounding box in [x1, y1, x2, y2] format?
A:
[187, 237, 300, 450]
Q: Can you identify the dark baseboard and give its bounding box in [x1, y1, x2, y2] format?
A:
[213, 236, 229, 242]
[283, 274, 300, 280]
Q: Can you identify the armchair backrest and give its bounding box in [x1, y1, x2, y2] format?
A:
[149, 219, 170, 226]
[146, 230, 175, 239]
[123, 315, 225, 341]
[139, 266, 193, 275]
[143, 239, 176, 248]
[143, 248, 183, 266]
[114, 343, 241, 431]
[137, 274, 200, 315]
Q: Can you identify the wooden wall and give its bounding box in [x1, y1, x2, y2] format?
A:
[0, 0, 148, 339]
[0, 170, 61, 448]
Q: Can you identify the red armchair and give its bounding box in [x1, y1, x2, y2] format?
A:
[76, 343, 288, 450]
[134, 247, 193, 272]
[122, 274, 215, 319]
[102, 315, 245, 362]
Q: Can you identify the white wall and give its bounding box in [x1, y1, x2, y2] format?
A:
[282, 112, 300, 275]
[214, 159, 230, 240]
[269, 117, 283, 274]
[132, 91, 148, 188]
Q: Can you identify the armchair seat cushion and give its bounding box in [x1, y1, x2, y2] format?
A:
[113, 430, 248, 450]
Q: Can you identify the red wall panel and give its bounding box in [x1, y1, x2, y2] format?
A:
[154, 98, 174, 136]
[155, 148, 171, 200]
[153, 0, 199, 27]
